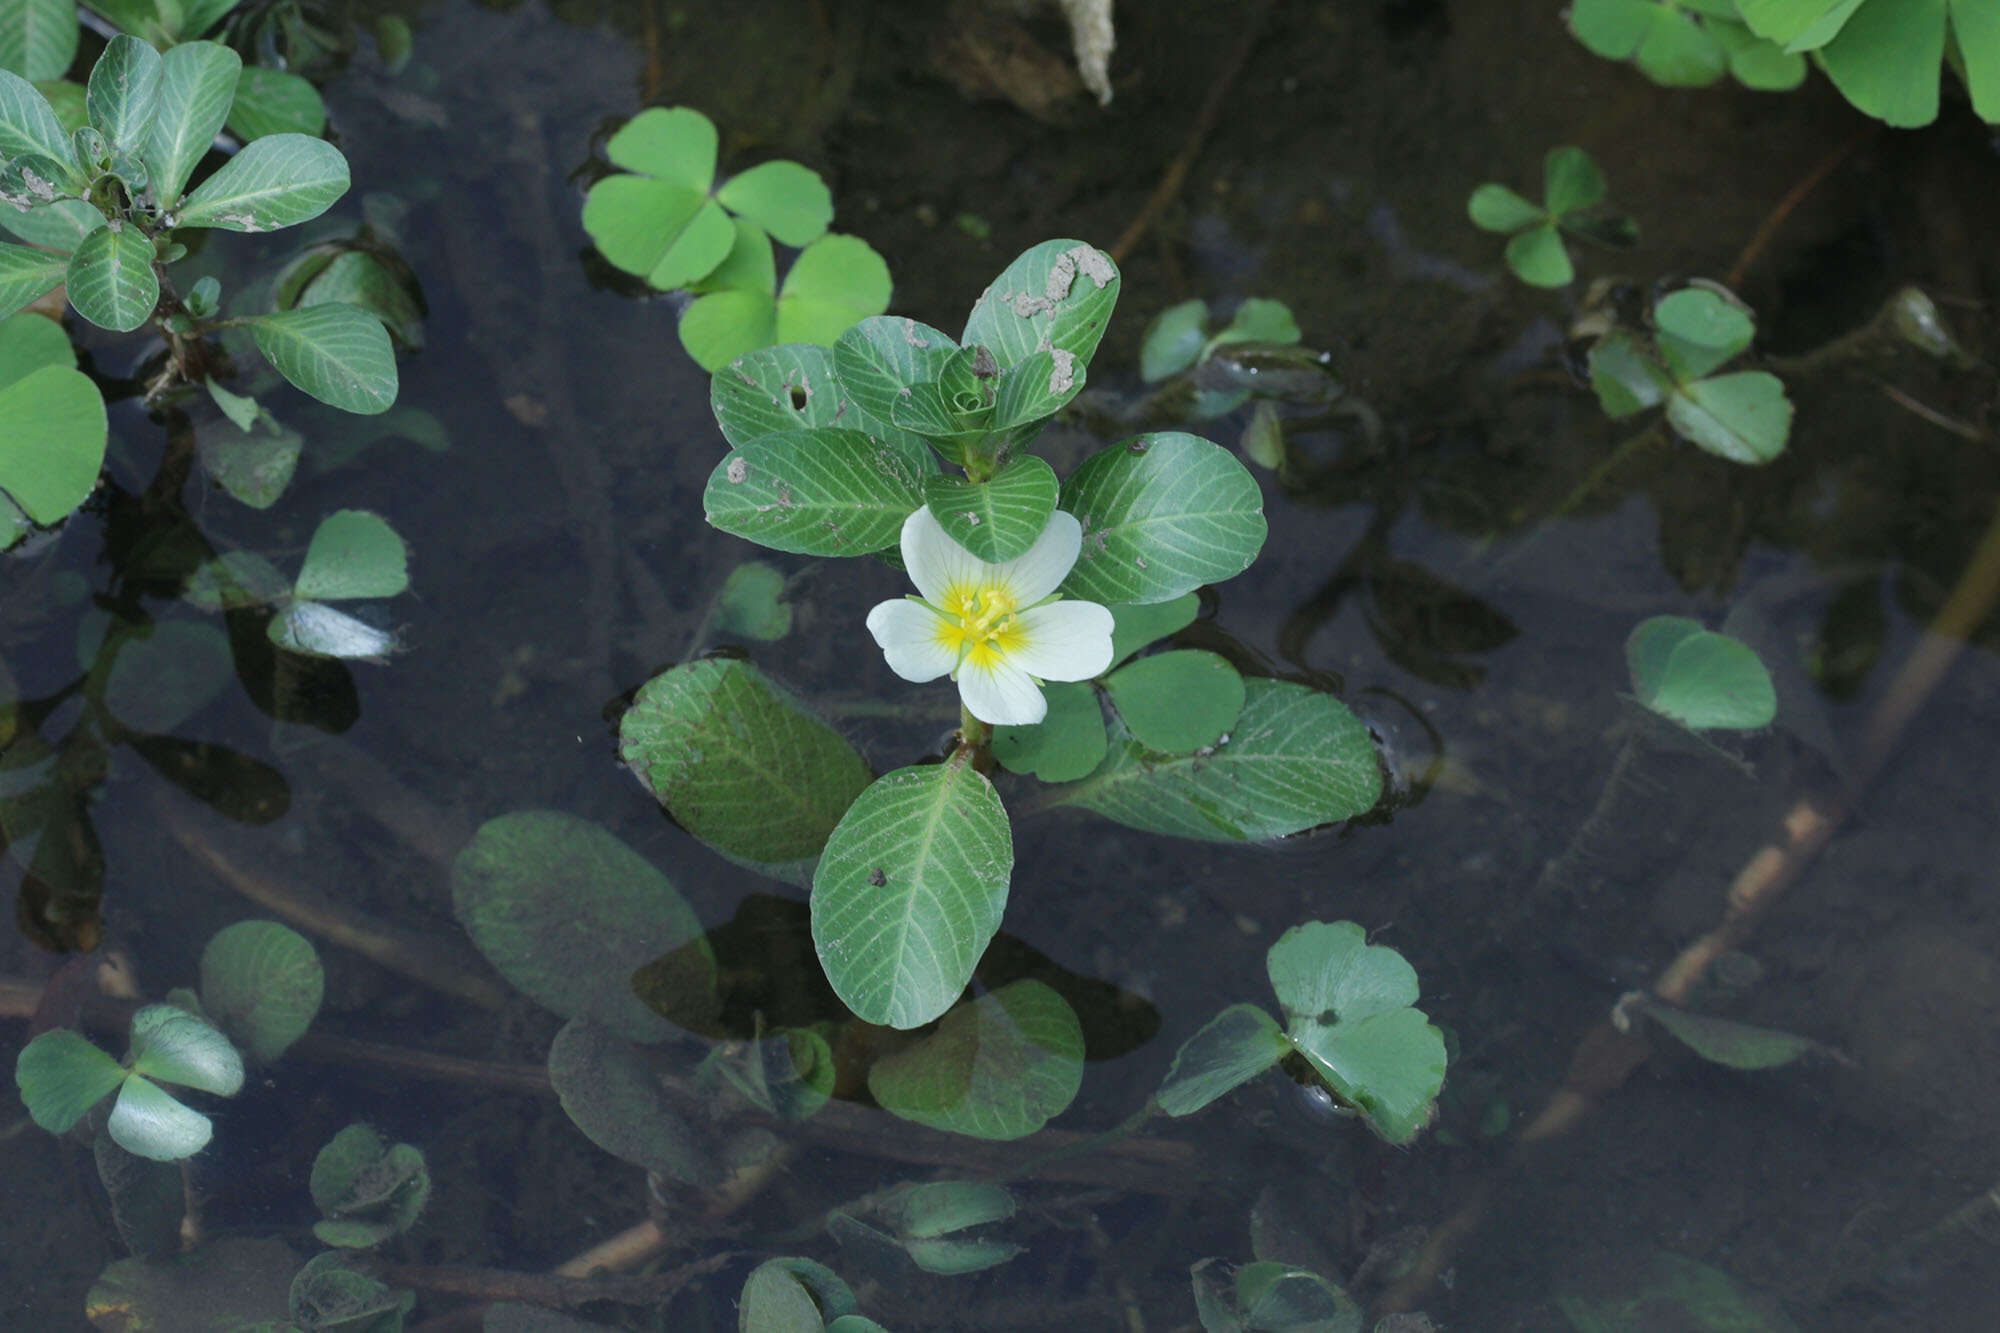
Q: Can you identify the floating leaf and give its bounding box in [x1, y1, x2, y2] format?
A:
[1467, 183, 1543, 233]
[0, 361, 106, 531]
[921, 454, 1059, 563]
[680, 230, 892, 371]
[1155, 1003, 1292, 1117]
[126, 1004, 243, 1096]
[0, 0, 78, 83]
[147, 42, 242, 206]
[1666, 370, 1791, 465]
[990, 680, 1106, 783]
[1654, 287, 1754, 353]
[738, 1261, 828, 1333]
[1626, 616, 1777, 730]
[14, 1027, 127, 1131]
[1059, 433, 1266, 605]
[960, 238, 1120, 373]
[309, 1123, 431, 1248]
[619, 658, 873, 870]
[64, 223, 158, 332]
[248, 303, 398, 415]
[293, 509, 408, 601]
[812, 759, 1013, 1029]
[107, 1074, 216, 1160]
[713, 158, 832, 247]
[1503, 223, 1572, 287]
[704, 426, 930, 557]
[451, 810, 705, 1042]
[1626, 995, 1822, 1071]
[1103, 649, 1244, 753]
[0, 305, 69, 382]
[546, 1016, 719, 1185]
[174, 132, 348, 232]
[266, 601, 397, 661]
[1051, 680, 1381, 842]
[199, 920, 323, 1062]
[868, 980, 1083, 1138]
[225, 65, 325, 142]
[1587, 329, 1671, 418]
[581, 106, 729, 287]
[1266, 920, 1420, 1028]
[1108, 593, 1199, 665]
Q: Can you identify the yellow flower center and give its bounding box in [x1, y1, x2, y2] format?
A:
[934, 584, 1026, 671]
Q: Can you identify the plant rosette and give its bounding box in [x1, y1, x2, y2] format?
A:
[1468, 145, 1638, 288]
[866, 506, 1114, 727]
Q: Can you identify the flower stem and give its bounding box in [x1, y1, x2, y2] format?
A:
[958, 705, 994, 773]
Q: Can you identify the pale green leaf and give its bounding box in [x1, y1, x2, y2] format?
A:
[84, 34, 160, 155]
[774, 233, 891, 345]
[713, 560, 792, 641]
[127, 1004, 244, 1095]
[248, 303, 398, 415]
[0, 238, 67, 320]
[1654, 287, 1754, 353]
[0, 305, 68, 385]
[1108, 593, 1199, 665]
[14, 1028, 127, 1131]
[1954, 0, 2000, 121]
[1666, 370, 1791, 464]
[961, 239, 1119, 373]
[225, 65, 325, 142]
[1103, 649, 1244, 753]
[148, 42, 242, 207]
[867, 980, 1083, 1137]
[714, 158, 832, 246]
[0, 362, 107, 523]
[1626, 616, 1777, 730]
[1588, 329, 1672, 417]
[174, 132, 349, 232]
[1058, 432, 1266, 605]
[1140, 298, 1208, 381]
[293, 508, 408, 600]
[198, 920, 323, 1061]
[0, 197, 102, 250]
[1567, 0, 1653, 59]
[1213, 297, 1300, 348]
[738, 1262, 826, 1333]
[1634, 4, 1730, 85]
[812, 759, 1013, 1029]
[1629, 995, 1821, 1070]
[990, 680, 1106, 782]
[1266, 920, 1419, 1028]
[1289, 1007, 1445, 1146]
[832, 314, 961, 435]
[1050, 679, 1382, 842]
[704, 426, 931, 556]
[107, 1075, 214, 1160]
[603, 104, 715, 188]
[1736, 0, 1856, 46]
[922, 454, 1059, 562]
[64, 222, 158, 332]
[1503, 223, 1573, 287]
[0, 0, 77, 82]
[1154, 1003, 1290, 1116]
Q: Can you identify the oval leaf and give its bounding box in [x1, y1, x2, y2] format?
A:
[832, 315, 961, 437]
[1103, 649, 1244, 753]
[198, 920, 324, 1062]
[812, 759, 1013, 1029]
[990, 679, 1106, 783]
[547, 1016, 720, 1185]
[293, 508, 408, 601]
[1058, 433, 1266, 605]
[0, 67, 75, 165]
[1266, 921, 1419, 1029]
[960, 239, 1119, 373]
[1153, 1003, 1290, 1117]
[127, 1004, 244, 1095]
[0, 362, 105, 526]
[224, 65, 325, 142]
[705, 427, 931, 556]
[921, 454, 1059, 563]
[1666, 370, 1791, 465]
[1051, 679, 1381, 842]
[0, 0, 79, 83]
[248, 303, 397, 414]
[450, 810, 704, 1042]
[147, 41, 243, 207]
[1289, 1007, 1445, 1146]
[710, 342, 849, 448]
[85, 34, 162, 155]
[619, 658, 873, 872]
[174, 132, 348, 232]
[867, 980, 1084, 1138]
[266, 601, 397, 661]
[1626, 616, 1777, 730]
[107, 1075, 214, 1160]
[14, 1028, 127, 1131]
[64, 222, 158, 331]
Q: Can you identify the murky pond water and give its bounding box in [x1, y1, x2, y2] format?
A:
[7, 1, 2000, 1328]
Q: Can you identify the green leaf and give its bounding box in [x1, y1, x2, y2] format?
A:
[1710, 18, 1810, 88]
[1140, 298, 1208, 381]
[1587, 329, 1672, 417]
[308, 1122, 430, 1247]
[1503, 222, 1573, 287]
[0, 239, 67, 321]
[84, 1238, 298, 1332]
[85, 34, 160, 155]
[1266, 921, 1419, 1028]
[266, 600, 397, 661]
[812, 759, 1013, 1029]
[606, 104, 715, 184]
[248, 303, 398, 415]
[1557, 1250, 1803, 1333]
[225, 65, 325, 142]
[714, 159, 832, 246]
[619, 658, 874, 869]
[175, 0, 243, 39]
[287, 1252, 414, 1331]
[710, 342, 849, 448]
[1655, 286, 1754, 354]
[0, 66, 74, 165]
[195, 414, 299, 509]
[64, 222, 157, 331]
[547, 1017, 720, 1185]
[1626, 995, 1821, 1070]
[0, 305, 67, 384]
[738, 1261, 827, 1333]
[1213, 298, 1300, 348]
[867, 980, 1084, 1138]
[1634, 3, 1731, 84]
[107, 1075, 215, 1160]
[451, 810, 705, 1042]
[127, 1004, 244, 1095]
[1667, 370, 1791, 464]
[582, 108, 731, 287]
[681, 232, 892, 371]
[147, 42, 242, 207]
[174, 132, 348, 232]
[198, 920, 323, 1061]
[922, 454, 1059, 563]
[1108, 593, 1200, 665]
[1154, 1003, 1291, 1116]
[1058, 432, 1266, 605]
[961, 239, 1119, 374]
[1288, 1006, 1444, 1146]
[1736, 0, 1854, 46]
[1816, 0, 1947, 126]
[704, 426, 930, 556]
[1567, 0, 1654, 59]
[1626, 616, 1777, 730]
[293, 508, 408, 600]
[1234, 1262, 1365, 1332]
[182, 550, 290, 610]
[713, 560, 792, 641]
[0, 197, 101, 250]
[286, 251, 424, 351]
[15, 1028, 127, 1131]
[832, 314, 961, 436]
[0, 362, 108, 525]
[1050, 680, 1382, 842]
[1103, 649, 1244, 753]
[1953, 0, 2000, 122]
[991, 680, 1106, 782]
[0, 0, 76, 82]
[1541, 146, 1607, 216]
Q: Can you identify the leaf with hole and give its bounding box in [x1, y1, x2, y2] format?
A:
[960, 238, 1119, 373]
[710, 342, 851, 448]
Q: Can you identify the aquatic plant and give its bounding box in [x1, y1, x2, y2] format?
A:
[581, 103, 890, 370]
[1626, 615, 1777, 731]
[309, 1123, 432, 1248]
[1590, 284, 1793, 465]
[1468, 145, 1638, 288]
[1190, 1257, 1365, 1333]
[1567, 0, 1807, 91]
[616, 239, 1384, 1032]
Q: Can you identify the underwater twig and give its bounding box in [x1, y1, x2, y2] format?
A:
[384, 1253, 735, 1312]
[1107, 0, 1278, 265]
[1725, 129, 1871, 290]
[1512, 419, 1666, 527]
[1862, 373, 1987, 442]
[1380, 492, 2000, 1315]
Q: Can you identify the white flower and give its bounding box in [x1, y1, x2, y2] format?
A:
[866, 506, 1114, 726]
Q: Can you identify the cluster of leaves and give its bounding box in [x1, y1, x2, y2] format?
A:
[606, 240, 1384, 1034]
[1588, 284, 1794, 465]
[1190, 1257, 1365, 1333]
[13, 920, 324, 1159]
[86, 1242, 416, 1333]
[1468, 146, 1638, 288]
[1, 36, 402, 546]
[183, 508, 414, 661]
[1567, 0, 1809, 91]
[1627, 614, 1777, 731]
[581, 104, 889, 371]
[309, 1123, 432, 1247]
[1155, 921, 1448, 1145]
[1137, 295, 1305, 417]
[1569, 0, 2000, 127]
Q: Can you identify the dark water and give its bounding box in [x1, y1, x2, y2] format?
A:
[7, 1, 2000, 1328]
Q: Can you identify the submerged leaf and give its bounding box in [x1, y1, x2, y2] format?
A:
[199, 921, 323, 1061]
[868, 980, 1084, 1138]
[1155, 1003, 1291, 1117]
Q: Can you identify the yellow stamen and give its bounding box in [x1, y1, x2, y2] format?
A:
[930, 583, 1026, 673]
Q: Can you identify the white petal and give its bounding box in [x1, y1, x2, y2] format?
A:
[1007, 600, 1114, 681]
[957, 656, 1047, 726]
[866, 599, 957, 682]
[901, 506, 985, 608]
[991, 509, 1082, 605]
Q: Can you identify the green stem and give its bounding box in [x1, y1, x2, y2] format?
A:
[1515, 419, 1664, 527]
[959, 705, 994, 773]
